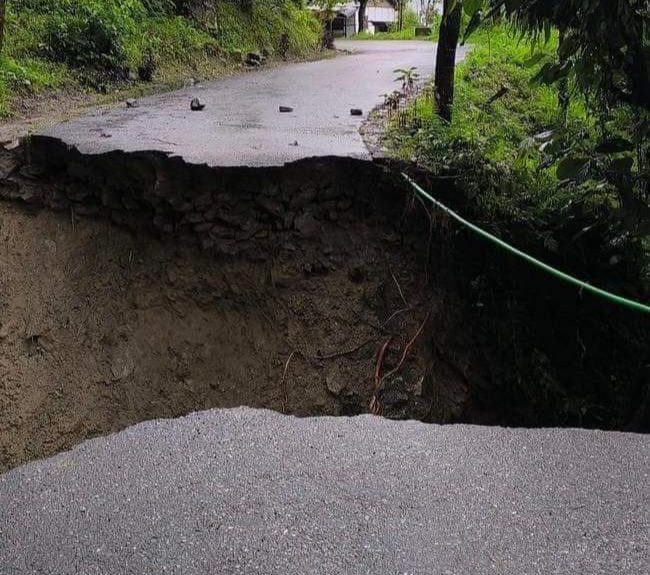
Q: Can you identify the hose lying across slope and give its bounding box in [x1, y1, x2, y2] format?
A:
[402, 173, 650, 315]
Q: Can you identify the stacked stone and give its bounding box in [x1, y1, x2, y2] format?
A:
[2, 140, 404, 260]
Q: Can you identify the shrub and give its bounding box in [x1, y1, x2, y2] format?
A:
[388, 8, 420, 33]
[143, 16, 217, 62]
[0, 54, 67, 116]
[12, 0, 146, 77]
[212, 0, 319, 56]
[8, 0, 319, 78]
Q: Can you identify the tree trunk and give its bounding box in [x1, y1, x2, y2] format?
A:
[0, 0, 6, 55]
[626, 32, 650, 112]
[434, 0, 462, 122]
[557, 30, 570, 123]
[358, 0, 367, 32]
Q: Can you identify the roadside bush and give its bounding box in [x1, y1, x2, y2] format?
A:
[7, 0, 220, 80]
[394, 27, 583, 216]
[0, 54, 67, 116]
[144, 16, 217, 62]
[390, 25, 647, 295]
[41, 12, 137, 76]
[8, 0, 318, 77]
[212, 0, 319, 56]
[1, 0, 319, 112]
[388, 8, 420, 33]
[141, 0, 176, 14]
[11, 1, 147, 77]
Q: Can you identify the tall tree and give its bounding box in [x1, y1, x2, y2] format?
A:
[358, 0, 368, 32]
[557, 30, 569, 124]
[434, 0, 463, 122]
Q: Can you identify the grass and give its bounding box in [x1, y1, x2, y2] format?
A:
[354, 27, 432, 41]
[388, 25, 592, 222]
[0, 55, 70, 116]
[213, 0, 320, 55]
[386, 23, 649, 428]
[0, 0, 321, 117]
[389, 22, 647, 297]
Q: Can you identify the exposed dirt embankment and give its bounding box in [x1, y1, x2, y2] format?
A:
[0, 139, 648, 473]
[0, 141, 481, 472]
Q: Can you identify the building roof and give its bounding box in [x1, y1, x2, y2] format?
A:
[336, 5, 358, 18]
[307, 3, 358, 18]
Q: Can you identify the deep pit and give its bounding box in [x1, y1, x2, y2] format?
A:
[0, 139, 648, 472]
[0, 140, 475, 472]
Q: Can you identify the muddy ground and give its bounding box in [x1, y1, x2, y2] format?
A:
[0, 148, 482, 472]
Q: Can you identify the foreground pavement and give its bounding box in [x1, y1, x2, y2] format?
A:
[39, 41, 467, 167]
[1, 408, 647, 574]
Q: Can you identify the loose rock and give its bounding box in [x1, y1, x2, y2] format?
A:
[256, 197, 285, 220]
[289, 187, 317, 209]
[190, 98, 206, 111]
[246, 51, 264, 66]
[110, 348, 135, 381]
[325, 367, 346, 396]
[294, 212, 319, 237]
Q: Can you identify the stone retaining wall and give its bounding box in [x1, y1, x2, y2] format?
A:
[1, 137, 417, 260]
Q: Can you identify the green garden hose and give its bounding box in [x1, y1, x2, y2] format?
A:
[402, 173, 650, 315]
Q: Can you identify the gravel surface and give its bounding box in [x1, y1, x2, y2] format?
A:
[1, 408, 648, 574]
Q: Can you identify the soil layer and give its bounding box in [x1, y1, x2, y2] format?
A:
[0, 145, 477, 473]
[0, 141, 647, 474]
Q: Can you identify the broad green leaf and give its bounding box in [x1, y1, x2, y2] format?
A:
[530, 61, 572, 86]
[610, 157, 634, 173]
[464, 0, 483, 17]
[462, 11, 483, 43]
[556, 156, 588, 180]
[595, 138, 634, 154]
[524, 53, 546, 68]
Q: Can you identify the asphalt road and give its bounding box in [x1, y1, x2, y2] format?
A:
[1, 408, 648, 575]
[39, 41, 467, 167]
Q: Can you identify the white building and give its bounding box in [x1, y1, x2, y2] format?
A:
[308, 1, 441, 38]
[366, 1, 397, 34]
[308, 2, 397, 37]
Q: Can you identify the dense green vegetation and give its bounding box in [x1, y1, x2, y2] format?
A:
[390, 21, 648, 288]
[0, 0, 321, 116]
[386, 14, 648, 427]
[393, 28, 577, 215]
